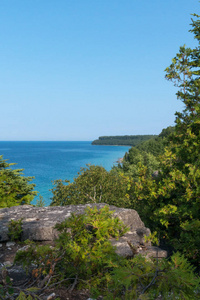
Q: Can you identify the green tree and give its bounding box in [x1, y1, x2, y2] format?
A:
[0, 155, 37, 208]
[50, 164, 131, 208]
[122, 147, 160, 180]
[120, 127, 174, 180]
[131, 14, 200, 265]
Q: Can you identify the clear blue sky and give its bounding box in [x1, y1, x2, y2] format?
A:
[0, 0, 199, 141]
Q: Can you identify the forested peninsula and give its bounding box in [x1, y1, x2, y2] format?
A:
[92, 134, 156, 146]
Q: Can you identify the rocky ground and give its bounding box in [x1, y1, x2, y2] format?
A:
[0, 241, 94, 300]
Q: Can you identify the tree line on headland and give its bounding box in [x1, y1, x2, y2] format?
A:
[92, 134, 157, 146]
[0, 12, 200, 299]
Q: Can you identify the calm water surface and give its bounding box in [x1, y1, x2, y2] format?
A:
[0, 141, 130, 205]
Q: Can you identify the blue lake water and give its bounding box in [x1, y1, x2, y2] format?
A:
[0, 141, 130, 205]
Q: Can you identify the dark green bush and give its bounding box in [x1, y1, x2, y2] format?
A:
[8, 218, 23, 241]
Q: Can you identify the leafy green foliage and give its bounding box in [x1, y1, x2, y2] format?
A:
[0, 155, 37, 208]
[122, 147, 160, 180]
[15, 239, 58, 282]
[15, 206, 127, 294]
[8, 218, 23, 241]
[105, 252, 200, 300]
[54, 206, 128, 284]
[130, 14, 200, 266]
[120, 126, 174, 181]
[16, 291, 35, 299]
[50, 165, 132, 208]
[131, 135, 200, 264]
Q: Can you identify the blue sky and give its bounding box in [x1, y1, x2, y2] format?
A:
[0, 0, 199, 141]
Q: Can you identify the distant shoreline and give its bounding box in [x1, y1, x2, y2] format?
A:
[92, 135, 157, 147]
[92, 144, 131, 147]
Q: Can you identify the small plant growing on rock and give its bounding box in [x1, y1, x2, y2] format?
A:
[35, 195, 45, 207]
[8, 218, 23, 241]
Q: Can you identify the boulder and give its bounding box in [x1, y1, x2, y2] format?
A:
[0, 204, 167, 259]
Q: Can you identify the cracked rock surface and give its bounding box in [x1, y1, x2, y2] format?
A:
[0, 204, 167, 259]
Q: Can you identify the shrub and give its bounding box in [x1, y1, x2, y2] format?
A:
[8, 218, 23, 241]
[105, 252, 200, 299]
[15, 206, 128, 294]
[14, 206, 200, 299]
[0, 155, 37, 208]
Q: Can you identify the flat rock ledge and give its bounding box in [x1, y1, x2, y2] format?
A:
[0, 204, 167, 259]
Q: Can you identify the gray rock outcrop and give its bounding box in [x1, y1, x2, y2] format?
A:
[0, 204, 167, 259]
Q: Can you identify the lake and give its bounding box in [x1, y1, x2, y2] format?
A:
[0, 141, 130, 205]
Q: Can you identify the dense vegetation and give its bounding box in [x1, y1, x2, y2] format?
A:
[118, 126, 174, 180]
[129, 14, 200, 267]
[92, 134, 156, 146]
[0, 155, 37, 208]
[1, 11, 200, 300]
[50, 165, 132, 208]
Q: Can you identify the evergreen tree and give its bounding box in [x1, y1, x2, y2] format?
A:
[0, 155, 37, 208]
[131, 14, 200, 265]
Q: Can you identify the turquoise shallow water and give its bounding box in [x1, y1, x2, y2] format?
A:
[0, 141, 130, 205]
